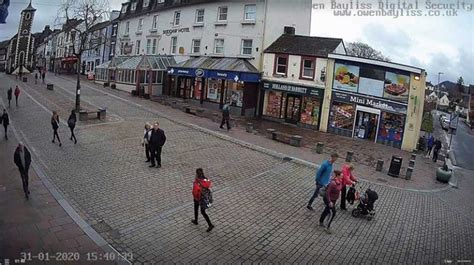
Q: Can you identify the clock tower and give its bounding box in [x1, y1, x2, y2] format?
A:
[13, 0, 36, 73]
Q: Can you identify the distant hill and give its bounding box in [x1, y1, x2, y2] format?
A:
[439, 81, 469, 95]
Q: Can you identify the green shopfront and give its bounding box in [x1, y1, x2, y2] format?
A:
[261, 80, 324, 129]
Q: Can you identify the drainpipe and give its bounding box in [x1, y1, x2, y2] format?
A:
[256, 0, 269, 117]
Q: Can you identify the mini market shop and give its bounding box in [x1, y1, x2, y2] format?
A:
[322, 53, 426, 151]
[166, 57, 261, 116]
[261, 80, 324, 128]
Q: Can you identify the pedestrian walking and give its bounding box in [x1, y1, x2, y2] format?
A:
[1, 109, 9, 140]
[191, 168, 215, 232]
[432, 139, 442, 162]
[51, 111, 62, 147]
[42, 71, 46, 84]
[142, 123, 152, 162]
[319, 170, 343, 234]
[14, 143, 32, 199]
[340, 164, 357, 210]
[35, 72, 38, 84]
[149, 122, 166, 168]
[7, 87, 13, 108]
[219, 102, 231, 131]
[14, 85, 20, 107]
[307, 153, 339, 211]
[67, 110, 77, 144]
[426, 135, 434, 158]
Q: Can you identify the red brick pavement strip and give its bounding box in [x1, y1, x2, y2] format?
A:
[53, 74, 449, 191]
[0, 107, 121, 264]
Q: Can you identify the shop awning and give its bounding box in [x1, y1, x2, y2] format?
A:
[109, 56, 131, 68]
[115, 56, 142, 70]
[139, 55, 176, 71]
[168, 57, 261, 83]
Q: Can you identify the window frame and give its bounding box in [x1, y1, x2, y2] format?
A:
[273, 54, 289, 76]
[146, 39, 151, 54]
[131, 2, 137, 11]
[173, 11, 181, 26]
[214, 38, 224, 54]
[143, 0, 150, 8]
[192, 39, 201, 54]
[135, 40, 140, 55]
[138, 18, 143, 31]
[152, 15, 158, 29]
[152, 39, 157, 54]
[125, 21, 130, 34]
[241, 39, 253, 55]
[217, 6, 228, 22]
[170, 36, 178, 54]
[195, 9, 205, 23]
[300, 56, 316, 80]
[244, 4, 256, 21]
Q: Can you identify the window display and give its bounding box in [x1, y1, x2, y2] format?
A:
[264, 91, 283, 118]
[225, 81, 243, 107]
[300, 97, 321, 126]
[207, 79, 221, 103]
[329, 101, 355, 130]
[377, 112, 404, 144]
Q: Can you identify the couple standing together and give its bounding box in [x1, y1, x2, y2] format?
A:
[142, 122, 166, 168]
[306, 153, 358, 233]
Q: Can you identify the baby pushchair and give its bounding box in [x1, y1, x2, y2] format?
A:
[351, 188, 378, 220]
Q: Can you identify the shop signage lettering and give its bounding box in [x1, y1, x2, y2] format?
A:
[263, 81, 323, 97]
[163, 27, 190, 36]
[216, 72, 227, 77]
[177, 69, 190, 74]
[334, 92, 407, 114]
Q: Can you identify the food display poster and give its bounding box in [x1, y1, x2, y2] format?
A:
[358, 67, 385, 97]
[383, 71, 410, 102]
[333, 62, 360, 92]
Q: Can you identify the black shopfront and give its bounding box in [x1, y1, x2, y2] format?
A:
[328, 91, 408, 148]
[261, 80, 324, 129]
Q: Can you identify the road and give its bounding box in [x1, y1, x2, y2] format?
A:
[1, 74, 473, 263]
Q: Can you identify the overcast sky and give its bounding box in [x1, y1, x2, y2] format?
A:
[0, 0, 472, 85]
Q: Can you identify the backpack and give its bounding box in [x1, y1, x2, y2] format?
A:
[200, 186, 213, 210]
[68, 117, 75, 127]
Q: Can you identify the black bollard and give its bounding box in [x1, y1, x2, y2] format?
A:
[346, 151, 354, 162]
[376, 159, 384, 172]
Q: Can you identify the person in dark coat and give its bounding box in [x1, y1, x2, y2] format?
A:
[51, 111, 62, 146]
[14, 86, 20, 107]
[432, 139, 442, 162]
[7, 87, 12, 108]
[67, 110, 77, 144]
[149, 122, 166, 168]
[191, 168, 214, 232]
[14, 143, 32, 199]
[1, 109, 9, 140]
[219, 102, 231, 131]
[142, 123, 152, 162]
[42, 71, 46, 84]
[35, 72, 38, 84]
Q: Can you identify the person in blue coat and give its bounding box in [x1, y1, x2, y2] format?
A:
[307, 153, 339, 211]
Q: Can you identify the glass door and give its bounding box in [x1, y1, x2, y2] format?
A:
[354, 110, 380, 142]
[285, 94, 302, 124]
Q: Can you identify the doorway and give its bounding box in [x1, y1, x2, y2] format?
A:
[353, 106, 380, 142]
[285, 94, 302, 124]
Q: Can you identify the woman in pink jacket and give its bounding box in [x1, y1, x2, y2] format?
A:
[340, 164, 357, 210]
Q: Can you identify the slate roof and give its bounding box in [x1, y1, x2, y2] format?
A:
[175, 57, 259, 73]
[0, 40, 9, 49]
[264, 34, 344, 58]
[119, 0, 215, 21]
[89, 21, 112, 32]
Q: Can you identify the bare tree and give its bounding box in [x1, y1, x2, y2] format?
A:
[346, 42, 391, 62]
[55, 0, 110, 112]
[456, 76, 465, 93]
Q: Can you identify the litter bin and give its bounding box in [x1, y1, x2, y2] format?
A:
[388, 156, 403, 177]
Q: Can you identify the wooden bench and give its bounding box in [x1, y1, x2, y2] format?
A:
[79, 108, 107, 121]
[271, 131, 303, 147]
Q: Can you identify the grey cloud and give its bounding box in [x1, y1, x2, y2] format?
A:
[363, 23, 412, 59]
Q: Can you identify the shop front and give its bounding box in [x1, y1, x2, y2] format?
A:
[167, 57, 260, 116]
[261, 81, 324, 128]
[328, 91, 407, 148]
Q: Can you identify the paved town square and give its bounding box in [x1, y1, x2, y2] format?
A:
[1, 73, 473, 263]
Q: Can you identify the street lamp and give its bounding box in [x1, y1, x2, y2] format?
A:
[435, 72, 444, 111]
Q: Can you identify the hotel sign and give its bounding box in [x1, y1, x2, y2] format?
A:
[332, 91, 407, 114]
[163, 27, 190, 36]
[263, 81, 323, 98]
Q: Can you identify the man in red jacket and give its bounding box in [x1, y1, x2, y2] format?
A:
[319, 170, 343, 234]
[192, 168, 214, 232]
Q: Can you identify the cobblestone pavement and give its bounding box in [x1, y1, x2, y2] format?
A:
[1, 73, 473, 263]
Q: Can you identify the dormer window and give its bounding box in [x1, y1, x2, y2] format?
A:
[131, 2, 137, 11]
[143, 0, 150, 8]
[121, 4, 128, 13]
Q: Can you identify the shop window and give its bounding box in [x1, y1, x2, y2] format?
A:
[217, 6, 228, 21]
[264, 91, 284, 118]
[274, 55, 288, 76]
[244, 4, 256, 21]
[377, 112, 404, 145]
[300, 97, 321, 126]
[329, 101, 355, 131]
[195, 9, 205, 23]
[301, 58, 315, 79]
[207, 79, 221, 103]
[225, 81, 244, 107]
